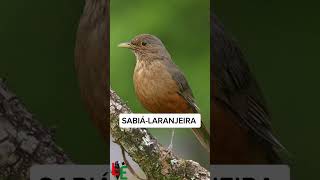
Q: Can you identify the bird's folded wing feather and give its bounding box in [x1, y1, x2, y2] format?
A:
[212, 15, 285, 151]
[164, 60, 199, 113]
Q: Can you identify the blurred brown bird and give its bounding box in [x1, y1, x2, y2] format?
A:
[212, 14, 286, 164]
[118, 34, 210, 152]
[74, 0, 109, 141]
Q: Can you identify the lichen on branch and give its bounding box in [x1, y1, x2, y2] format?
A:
[110, 88, 210, 180]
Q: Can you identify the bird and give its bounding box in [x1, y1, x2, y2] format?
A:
[74, 0, 109, 142]
[118, 34, 210, 152]
[212, 14, 286, 163]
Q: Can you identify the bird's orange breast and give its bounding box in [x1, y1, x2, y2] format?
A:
[133, 60, 192, 113]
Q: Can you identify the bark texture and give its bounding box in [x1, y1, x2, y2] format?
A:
[110, 89, 210, 180]
[0, 79, 209, 180]
[0, 79, 70, 180]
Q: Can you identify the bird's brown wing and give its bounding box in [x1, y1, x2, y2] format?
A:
[164, 60, 210, 152]
[212, 15, 285, 151]
[163, 60, 199, 113]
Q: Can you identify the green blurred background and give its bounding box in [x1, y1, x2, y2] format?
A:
[215, 0, 320, 179]
[0, 1, 107, 163]
[110, 0, 210, 167]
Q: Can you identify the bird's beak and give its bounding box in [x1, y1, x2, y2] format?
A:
[118, 42, 132, 49]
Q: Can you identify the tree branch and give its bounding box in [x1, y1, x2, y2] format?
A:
[0, 79, 71, 180]
[0, 80, 210, 180]
[110, 88, 210, 180]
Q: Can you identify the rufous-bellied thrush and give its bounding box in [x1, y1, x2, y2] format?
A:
[118, 34, 210, 152]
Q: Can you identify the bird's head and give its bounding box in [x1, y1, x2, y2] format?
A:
[118, 34, 170, 61]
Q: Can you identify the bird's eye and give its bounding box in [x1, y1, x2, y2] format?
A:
[141, 41, 147, 46]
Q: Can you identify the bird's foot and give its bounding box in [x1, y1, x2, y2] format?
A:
[164, 145, 174, 158]
[167, 142, 174, 152]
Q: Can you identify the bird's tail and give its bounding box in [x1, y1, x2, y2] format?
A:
[268, 146, 292, 164]
[192, 121, 210, 152]
[268, 149, 283, 164]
